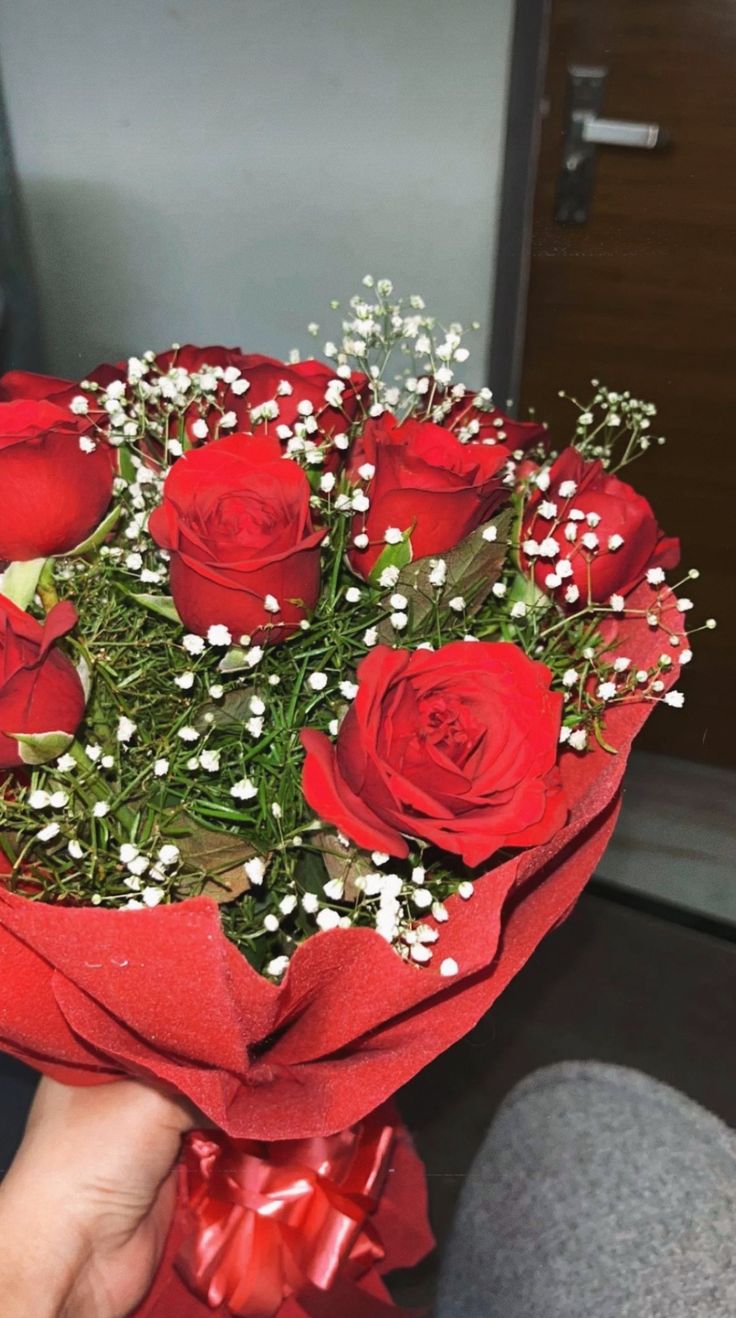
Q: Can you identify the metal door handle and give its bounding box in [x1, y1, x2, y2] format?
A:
[580, 115, 662, 149]
[555, 66, 670, 224]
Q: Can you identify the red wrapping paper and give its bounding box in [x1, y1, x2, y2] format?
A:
[0, 589, 685, 1140]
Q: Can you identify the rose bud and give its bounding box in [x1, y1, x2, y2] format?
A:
[301, 640, 566, 868]
[0, 597, 86, 770]
[0, 400, 116, 561]
[226, 354, 367, 465]
[521, 447, 680, 605]
[148, 434, 325, 643]
[439, 393, 548, 456]
[513, 455, 542, 487]
[346, 414, 509, 578]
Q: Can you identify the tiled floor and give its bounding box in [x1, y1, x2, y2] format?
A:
[2, 891, 735, 1313]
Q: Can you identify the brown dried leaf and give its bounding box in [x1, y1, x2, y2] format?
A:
[313, 830, 375, 902]
[378, 505, 512, 640]
[443, 505, 513, 617]
[174, 817, 261, 904]
[194, 688, 255, 733]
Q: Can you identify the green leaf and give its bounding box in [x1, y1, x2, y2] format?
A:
[592, 720, 619, 755]
[130, 593, 182, 624]
[507, 572, 552, 611]
[368, 532, 413, 586]
[218, 646, 250, 674]
[76, 656, 93, 702]
[194, 688, 255, 733]
[62, 504, 122, 557]
[1, 558, 47, 609]
[295, 845, 329, 895]
[173, 815, 260, 903]
[118, 445, 137, 483]
[9, 729, 75, 766]
[0, 832, 18, 868]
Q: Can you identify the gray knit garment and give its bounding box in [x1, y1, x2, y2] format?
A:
[436, 1062, 736, 1317]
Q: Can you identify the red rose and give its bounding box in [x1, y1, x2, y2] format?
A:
[0, 400, 116, 561]
[0, 352, 367, 468]
[346, 414, 509, 578]
[0, 349, 243, 443]
[0, 370, 79, 403]
[146, 345, 246, 451]
[226, 355, 367, 462]
[0, 597, 85, 770]
[521, 447, 680, 605]
[151, 346, 243, 446]
[440, 395, 548, 456]
[0, 347, 242, 408]
[301, 640, 566, 868]
[0, 362, 126, 418]
[149, 434, 325, 643]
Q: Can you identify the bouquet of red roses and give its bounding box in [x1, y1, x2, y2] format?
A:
[0, 278, 708, 1315]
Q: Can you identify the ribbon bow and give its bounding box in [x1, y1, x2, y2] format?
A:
[176, 1115, 396, 1317]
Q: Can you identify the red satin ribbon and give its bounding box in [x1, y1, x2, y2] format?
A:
[176, 1115, 396, 1317]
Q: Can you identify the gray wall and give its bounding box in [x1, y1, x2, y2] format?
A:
[0, 0, 514, 378]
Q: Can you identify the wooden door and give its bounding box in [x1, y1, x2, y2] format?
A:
[520, 0, 736, 766]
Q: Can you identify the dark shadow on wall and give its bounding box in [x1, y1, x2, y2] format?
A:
[0, 77, 43, 373]
[16, 174, 338, 379]
[18, 176, 180, 378]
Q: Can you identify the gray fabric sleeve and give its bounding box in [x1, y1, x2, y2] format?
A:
[436, 1061, 736, 1318]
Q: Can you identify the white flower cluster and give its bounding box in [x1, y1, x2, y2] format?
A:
[571, 383, 666, 467]
[78, 355, 242, 454]
[321, 276, 479, 417]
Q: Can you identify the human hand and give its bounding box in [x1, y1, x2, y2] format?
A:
[0, 1075, 195, 1317]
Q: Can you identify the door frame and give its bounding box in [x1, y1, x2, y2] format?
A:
[488, 0, 550, 410]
